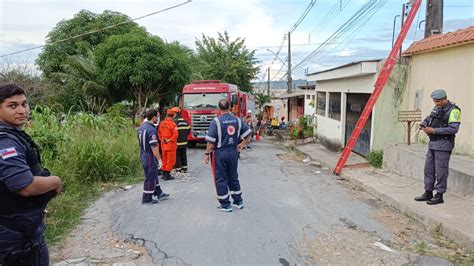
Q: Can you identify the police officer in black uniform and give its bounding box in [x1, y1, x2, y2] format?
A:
[0, 83, 62, 265]
[204, 99, 252, 212]
[415, 89, 461, 205]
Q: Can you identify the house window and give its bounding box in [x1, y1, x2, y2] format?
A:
[306, 95, 311, 100]
[312, 95, 315, 100]
[329, 92, 341, 121]
[316, 92, 326, 116]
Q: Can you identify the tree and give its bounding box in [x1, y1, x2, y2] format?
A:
[94, 32, 193, 123]
[195, 31, 259, 92]
[255, 92, 272, 112]
[36, 10, 146, 77]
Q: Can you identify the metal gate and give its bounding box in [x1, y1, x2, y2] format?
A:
[345, 93, 371, 156]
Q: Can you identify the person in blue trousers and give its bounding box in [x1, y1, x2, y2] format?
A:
[204, 99, 252, 212]
[137, 109, 169, 204]
[415, 89, 461, 205]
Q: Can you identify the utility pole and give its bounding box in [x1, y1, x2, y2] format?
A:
[400, 3, 406, 57]
[267, 67, 270, 96]
[425, 0, 443, 38]
[287, 32, 292, 93]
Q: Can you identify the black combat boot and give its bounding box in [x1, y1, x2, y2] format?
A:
[427, 193, 444, 205]
[163, 171, 175, 181]
[414, 191, 433, 201]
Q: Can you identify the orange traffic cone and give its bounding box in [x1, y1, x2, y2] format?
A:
[256, 130, 260, 141]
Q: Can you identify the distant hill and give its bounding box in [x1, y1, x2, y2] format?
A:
[252, 79, 314, 90]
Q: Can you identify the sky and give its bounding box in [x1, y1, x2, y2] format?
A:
[1, 0, 473, 81]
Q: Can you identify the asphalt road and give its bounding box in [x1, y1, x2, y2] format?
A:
[106, 139, 431, 265]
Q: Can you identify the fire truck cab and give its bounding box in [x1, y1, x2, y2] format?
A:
[179, 80, 255, 147]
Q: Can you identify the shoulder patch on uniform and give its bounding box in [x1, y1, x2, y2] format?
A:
[1, 147, 18, 159]
[449, 109, 461, 123]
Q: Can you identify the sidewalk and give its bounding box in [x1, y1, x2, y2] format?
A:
[293, 141, 474, 250]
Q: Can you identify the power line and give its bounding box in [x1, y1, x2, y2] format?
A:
[290, 0, 318, 33]
[294, 0, 386, 70]
[309, 0, 350, 36]
[0, 0, 192, 58]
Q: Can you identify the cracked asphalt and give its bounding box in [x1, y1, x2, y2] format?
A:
[102, 139, 445, 265]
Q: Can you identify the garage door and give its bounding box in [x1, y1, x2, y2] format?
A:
[345, 93, 371, 156]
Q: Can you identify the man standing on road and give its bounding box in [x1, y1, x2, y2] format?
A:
[172, 107, 191, 173]
[0, 83, 62, 265]
[415, 89, 461, 205]
[159, 109, 178, 181]
[204, 99, 252, 212]
[138, 109, 169, 204]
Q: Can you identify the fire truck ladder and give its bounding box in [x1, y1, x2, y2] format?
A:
[333, 0, 422, 175]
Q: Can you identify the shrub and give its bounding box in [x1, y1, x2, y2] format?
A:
[27, 106, 141, 243]
[367, 150, 383, 168]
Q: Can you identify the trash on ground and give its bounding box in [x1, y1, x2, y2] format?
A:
[122, 185, 133, 191]
[303, 157, 311, 163]
[372, 241, 395, 252]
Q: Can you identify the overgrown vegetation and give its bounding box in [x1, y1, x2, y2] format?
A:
[27, 105, 142, 244]
[366, 150, 383, 168]
[290, 115, 314, 140]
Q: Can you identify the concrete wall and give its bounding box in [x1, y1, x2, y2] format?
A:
[384, 143, 474, 197]
[372, 62, 409, 151]
[315, 115, 343, 148]
[304, 93, 316, 116]
[405, 43, 474, 157]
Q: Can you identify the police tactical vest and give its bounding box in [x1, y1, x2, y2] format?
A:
[427, 102, 460, 141]
[0, 128, 55, 215]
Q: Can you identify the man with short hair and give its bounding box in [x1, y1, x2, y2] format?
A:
[0, 83, 62, 265]
[137, 109, 169, 204]
[204, 99, 252, 212]
[159, 109, 179, 181]
[415, 89, 461, 205]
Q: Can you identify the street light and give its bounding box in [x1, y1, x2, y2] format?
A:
[392, 14, 400, 48]
[267, 49, 287, 66]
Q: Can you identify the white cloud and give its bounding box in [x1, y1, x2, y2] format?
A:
[337, 48, 356, 57]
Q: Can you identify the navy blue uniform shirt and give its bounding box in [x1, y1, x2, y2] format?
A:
[138, 121, 159, 153]
[205, 113, 252, 149]
[0, 122, 34, 193]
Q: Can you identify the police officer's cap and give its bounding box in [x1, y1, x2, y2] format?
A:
[431, 89, 447, 100]
[171, 107, 180, 113]
[166, 109, 176, 115]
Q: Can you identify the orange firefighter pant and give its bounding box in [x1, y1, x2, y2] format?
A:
[162, 150, 176, 172]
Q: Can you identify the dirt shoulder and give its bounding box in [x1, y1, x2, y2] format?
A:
[50, 186, 155, 265]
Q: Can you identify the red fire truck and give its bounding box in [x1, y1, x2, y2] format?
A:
[178, 80, 255, 147]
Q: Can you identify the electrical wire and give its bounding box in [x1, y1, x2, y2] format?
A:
[0, 0, 192, 58]
[294, 0, 387, 70]
[290, 0, 318, 33]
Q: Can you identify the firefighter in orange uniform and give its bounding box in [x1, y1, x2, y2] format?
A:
[158, 108, 178, 180]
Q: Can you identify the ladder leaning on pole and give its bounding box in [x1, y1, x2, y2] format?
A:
[333, 0, 422, 175]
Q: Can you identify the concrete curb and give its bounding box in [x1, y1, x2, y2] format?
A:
[294, 145, 474, 250]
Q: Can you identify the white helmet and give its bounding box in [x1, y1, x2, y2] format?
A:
[247, 110, 252, 113]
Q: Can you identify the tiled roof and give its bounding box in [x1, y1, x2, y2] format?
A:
[403, 26, 474, 56]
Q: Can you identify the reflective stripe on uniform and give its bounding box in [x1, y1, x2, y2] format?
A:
[142, 129, 147, 150]
[237, 117, 242, 139]
[149, 140, 158, 144]
[205, 135, 216, 142]
[215, 117, 222, 148]
[230, 190, 242, 195]
[143, 190, 154, 194]
[217, 193, 229, 199]
[241, 128, 252, 139]
[177, 141, 187, 145]
[178, 126, 190, 130]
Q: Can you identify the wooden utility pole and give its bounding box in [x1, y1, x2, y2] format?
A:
[425, 0, 443, 38]
[267, 67, 270, 96]
[287, 32, 292, 93]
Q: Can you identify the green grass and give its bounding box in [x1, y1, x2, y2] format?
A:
[27, 106, 143, 244]
[366, 150, 383, 168]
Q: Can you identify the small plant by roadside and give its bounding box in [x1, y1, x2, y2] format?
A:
[290, 115, 314, 140]
[366, 150, 383, 168]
